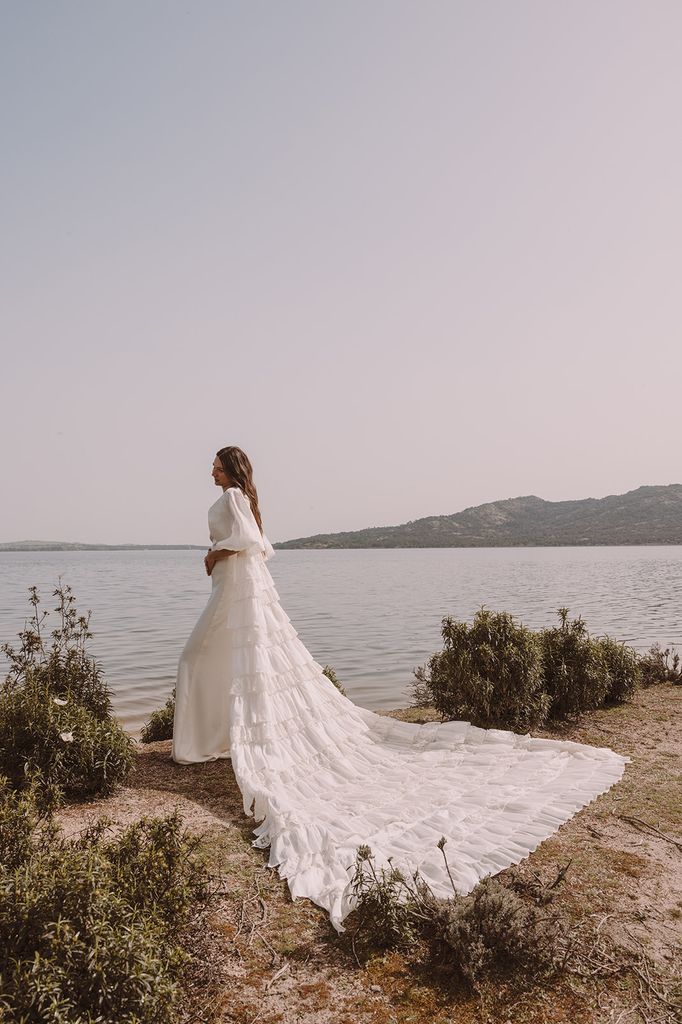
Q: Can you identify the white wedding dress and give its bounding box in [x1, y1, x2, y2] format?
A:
[172, 487, 628, 933]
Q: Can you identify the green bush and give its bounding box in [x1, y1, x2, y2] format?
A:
[141, 689, 176, 743]
[598, 635, 641, 703]
[413, 606, 648, 728]
[639, 643, 682, 686]
[429, 874, 564, 986]
[346, 844, 427, 951]
[0, 769, 61, 870]
[412, 609, 549, 731]
[540, 608, 610, 719]
[0, 672, 135, 800]
[0, 776, 214, 1024]
[345, 840, 568, 987]
[2, 584, 113, 721]
[0, 584, 135, 801]
[322, 664, 347, 696]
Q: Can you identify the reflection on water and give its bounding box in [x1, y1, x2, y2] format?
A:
[0, 546, 680, 734]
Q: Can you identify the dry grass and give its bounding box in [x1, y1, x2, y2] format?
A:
[54, 682, 682, 1024]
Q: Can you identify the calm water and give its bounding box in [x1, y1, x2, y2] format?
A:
[1, 547, 680, 735]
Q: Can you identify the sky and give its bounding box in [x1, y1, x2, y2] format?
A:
[2, 1, 681, 546]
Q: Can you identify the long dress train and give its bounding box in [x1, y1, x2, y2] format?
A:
[172, 486, 629, 933]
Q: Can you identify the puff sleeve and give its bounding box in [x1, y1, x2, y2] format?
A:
[210, 488, 275, 560]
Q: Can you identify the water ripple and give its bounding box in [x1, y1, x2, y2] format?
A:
[0, 546, 680, 733]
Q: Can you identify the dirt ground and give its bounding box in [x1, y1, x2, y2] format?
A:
[56, 682, 682, 1024]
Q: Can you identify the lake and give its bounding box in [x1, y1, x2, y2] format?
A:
[1, 546, 680, 736]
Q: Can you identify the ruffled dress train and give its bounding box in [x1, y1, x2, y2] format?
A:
[172, 487, 629, 933]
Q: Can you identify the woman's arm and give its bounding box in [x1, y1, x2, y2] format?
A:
[204, 547, 237, 576]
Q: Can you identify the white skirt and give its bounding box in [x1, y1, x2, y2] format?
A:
[172, 550, 628, 933]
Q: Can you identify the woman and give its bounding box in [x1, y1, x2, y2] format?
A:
[172, 446, 628, 933]
[171, 446, 275, 765]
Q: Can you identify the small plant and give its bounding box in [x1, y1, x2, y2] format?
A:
[322, 664, 347, 696]
[346, 845, 428, 950]
[345, 839, 569, 988]
[430, 871, 566, 986]
[0, 583, 135, 800]
[412, 608, 549, 731]
[0, 778, 216, 1024]
[141, 688, 176, 742]
[2, 582, 112, 720]
[638, 643, 682, 686]
[0, 769, 61, 870]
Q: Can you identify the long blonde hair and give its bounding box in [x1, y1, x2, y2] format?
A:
[216, 446, 264, 534]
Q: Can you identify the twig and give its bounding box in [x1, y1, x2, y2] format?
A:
[632, 958, 681, 1014]
[265, 961, 290, 991]
[591, 724, 620, 736]
[549, 859, 572, 890]
[618, 815, 682, 851]
[582, 823, 606, 840]
[437, 838, 459, 896]
[350, 931, 362, 968]
[247, 1003, 267, 1024]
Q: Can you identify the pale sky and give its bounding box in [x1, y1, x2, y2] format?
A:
[2, 1, 680, 546]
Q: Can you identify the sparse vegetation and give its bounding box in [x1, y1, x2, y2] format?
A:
[346, 839, 569, 989]
[140, 688, 176, 742]
[639, 642, 682, 686]
[0, 584, 135, 801]
[321, 663, 347, 696]
[0, 775, 216, 1024]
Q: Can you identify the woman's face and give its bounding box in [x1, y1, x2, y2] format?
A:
[212, 456, 233, 489]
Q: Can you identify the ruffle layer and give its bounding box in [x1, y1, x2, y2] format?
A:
[237, 720, 628, 932]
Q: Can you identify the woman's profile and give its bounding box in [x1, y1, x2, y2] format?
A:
[172, 445, 628, 933]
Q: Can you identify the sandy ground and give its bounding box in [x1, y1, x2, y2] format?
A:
[55, 682, 682, 1024]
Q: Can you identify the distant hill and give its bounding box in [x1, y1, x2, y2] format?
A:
[0, 541, 205, 552]
[274, 485, 682, 549]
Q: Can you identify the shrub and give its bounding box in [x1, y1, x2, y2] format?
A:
[540, 608, 610, 719]
[322, 664, 347, 696]
[346, 839, 568, 988]
[0, 778, 214, 1024]
[2, 583, 113, 721]
[430, 875, 565, 986]
[598, 635, 641, 703]
[0, 584, 135, 801]
[0, 672, 135, 800]
[413, 606, 648, 728]
[412, 608, 549, 731]
[141, 689, 176, 743]
[639, 643, 682, 686]
[0, 770, 61, 870]
[346, 844, 428, 951]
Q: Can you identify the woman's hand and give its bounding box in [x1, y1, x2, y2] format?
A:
[204, 549, 237, 575]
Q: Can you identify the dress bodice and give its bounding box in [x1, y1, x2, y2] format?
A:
[208, 487, 275, 560]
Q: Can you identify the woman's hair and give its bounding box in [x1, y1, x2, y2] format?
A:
[216, 446, 264, 534]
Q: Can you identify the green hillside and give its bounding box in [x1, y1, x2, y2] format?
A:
[274, 484, 682, 549]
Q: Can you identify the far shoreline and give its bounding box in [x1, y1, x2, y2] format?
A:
[3, 541, 682, 552]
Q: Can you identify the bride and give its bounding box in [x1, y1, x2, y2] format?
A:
[172, 445, 628, 933]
